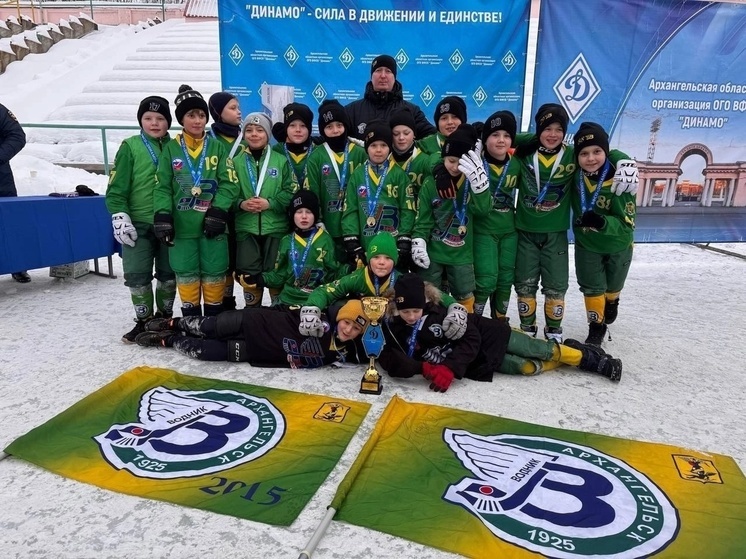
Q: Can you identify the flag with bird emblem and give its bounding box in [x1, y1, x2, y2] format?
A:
[331, 396, 746, 558]
[5, 366, 370, 526]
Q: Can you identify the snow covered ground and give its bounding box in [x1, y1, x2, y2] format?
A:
[1, 17, 745, 559]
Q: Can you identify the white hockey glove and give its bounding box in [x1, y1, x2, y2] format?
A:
[299, 306, 324, 337]
[112, 212, 138, 247]
[458, 145, 489, 194]
[348, 137, 365, 148]
[411, 238, 431, 269]
[611, 159, 639, 196]
[443, 303, 468, 340]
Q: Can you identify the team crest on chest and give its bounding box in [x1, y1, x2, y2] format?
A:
[94, 387, 285, 479]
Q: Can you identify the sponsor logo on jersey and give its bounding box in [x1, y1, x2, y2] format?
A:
[443, 431, 678, 558]
[94, 387, 285, 479]
[172, 159, 184, 171]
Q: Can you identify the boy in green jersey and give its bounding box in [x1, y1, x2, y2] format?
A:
[411, 124, 491, 313]
[153, 84, 238, 318]
[232, 112, 296, 307]
[471, 110, 520, 319]
[106, 96, 176, 342]
[341, 120, 415, 271]
[571, 122, 636, 345]
[305, 100, 367, 264]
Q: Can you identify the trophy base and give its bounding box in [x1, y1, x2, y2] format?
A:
[360, 372, 383, 395]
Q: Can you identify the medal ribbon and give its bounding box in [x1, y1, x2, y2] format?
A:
[290, 229, 317, 282]
[364, 161, 389, 222]
[453, 178, 470, 229]
[578, 160, 610, 214]
[180, 134, 209, 187]
[407, 317, 425, 357]
[284, 143, 314, 186]
[140, 132, 160, 168]
[484, 157, 509, 202]
[532, 147, 565, 205]
[323, 141, 350, 199]
[245, 147, 272, 197]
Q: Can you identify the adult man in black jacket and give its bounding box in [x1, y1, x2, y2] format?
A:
[0, 102, 29, 283]
[345, 54, 435, 140]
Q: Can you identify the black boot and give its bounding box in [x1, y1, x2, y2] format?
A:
[12, 271, 31, 283]
[565, 339, 622, 382]
[604, 299, 620, 324]
[135, 331, 175, 348]
[181, 304, 202, 317]
[585, 322, 607, 346]
[222, 295, 237, 311]
[145, 317, 179, 332]
[122, 319, 148, 344]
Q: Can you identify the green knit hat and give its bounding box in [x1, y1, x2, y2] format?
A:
[366, 232, 398, 264]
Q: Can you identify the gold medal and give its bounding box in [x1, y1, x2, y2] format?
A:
[191, 186, 202, 197]
[458, 225, 467, 235]
[366, 216, 376, 227]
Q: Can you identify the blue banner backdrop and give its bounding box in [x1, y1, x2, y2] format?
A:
[217, 0, 530, 129]
[533, 0, 746, 242]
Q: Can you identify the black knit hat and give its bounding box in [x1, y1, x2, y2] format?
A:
[137, 96, 172, 128]
[371, 54, 397, 77]
[534, 103, 568, 136]
[318, 99, 348, 138]
[434, 96, 467, 126]
[288, 189, 320, 225]
[389, 107, 416, 134]
[174, 84, 209, 125]
[394, 273, 426, 310]
[482, 110, 517, 144]
[364, 120, 393, 151]
[574, 122, 609, 157]
[442, 123, 478, 159]
[284, 102, 314, 130]
[208, 91, 237, 123]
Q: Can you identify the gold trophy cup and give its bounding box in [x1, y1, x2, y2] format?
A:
[359, 296, 389, 395]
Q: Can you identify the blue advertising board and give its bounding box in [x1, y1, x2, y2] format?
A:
[533, 0, 746, 242]
[217, 0, 530, 129]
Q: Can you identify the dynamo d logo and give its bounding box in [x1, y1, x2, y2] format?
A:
[553, 53, 601, 124]
[95, 387, 285, 479]
[443, 430, 678, 558]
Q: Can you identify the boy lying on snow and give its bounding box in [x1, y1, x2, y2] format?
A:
[377, 273, 622, 392]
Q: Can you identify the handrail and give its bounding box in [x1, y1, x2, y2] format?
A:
[22, 122, 145, 175]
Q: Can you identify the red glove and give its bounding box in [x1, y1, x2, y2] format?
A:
[422, 362, 455, 393]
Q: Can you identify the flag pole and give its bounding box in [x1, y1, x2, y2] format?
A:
[297, 506, 336, 559]
[297, 396, 403, 559]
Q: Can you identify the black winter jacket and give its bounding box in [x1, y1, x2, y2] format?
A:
[345, 81, 436, 140]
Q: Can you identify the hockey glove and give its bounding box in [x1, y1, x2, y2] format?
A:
[422, 362, 455, 393]
[443, 303, 468, 340]
[112, 212, 138, 247]
[578, 211, 606, 230]
[348, 137, 365, 148]
[396, 236, 412, 267]
[203, 206, 229, 238]
[434, 163, 457, 200]
[299, 306, 324, 337]
[343, 236, 366, 268]
[154, 213, 175, 247]
[411, 238, 431, 269]
[611, 159, 639, 196]
[458, 148, 489, 194]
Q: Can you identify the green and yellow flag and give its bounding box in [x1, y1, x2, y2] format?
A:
[332, 396, 746, 558]
[5, 366, 370, 526]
